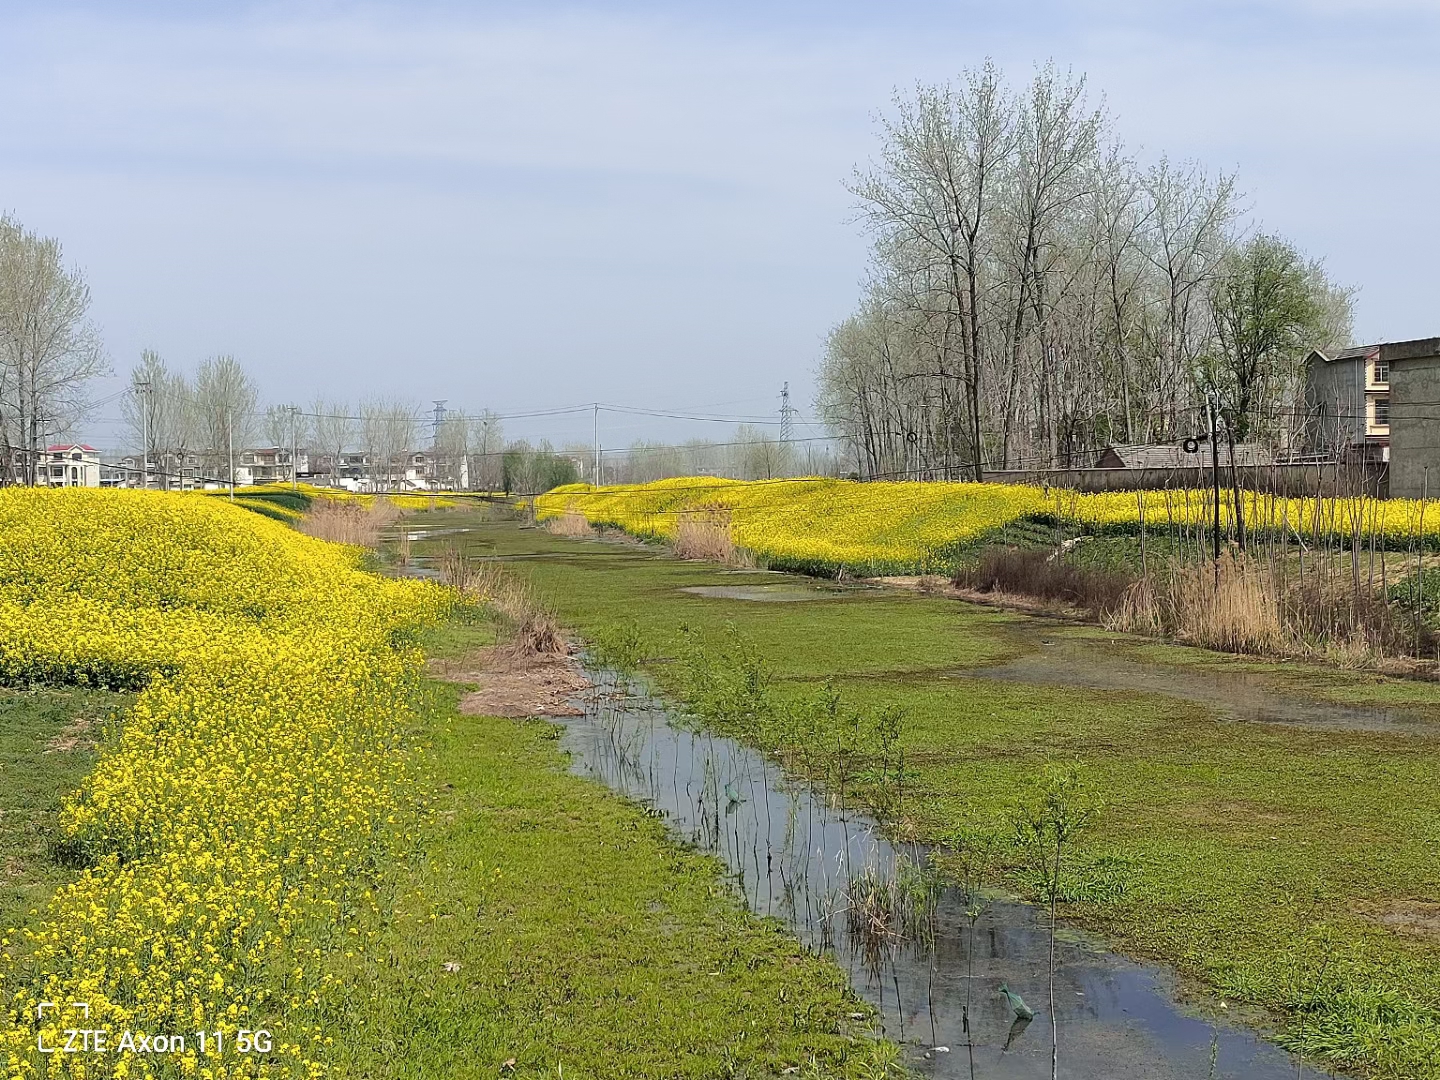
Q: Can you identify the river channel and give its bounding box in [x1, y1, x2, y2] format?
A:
[555, 668, 1333, 1080]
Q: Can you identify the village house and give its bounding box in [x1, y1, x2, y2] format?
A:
[114, 451, 205, 489]
[1305, 336, 1440, 498]
[236, 446, 310, 486]
[40, 444, 102, 488]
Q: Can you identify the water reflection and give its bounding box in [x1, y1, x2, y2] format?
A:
[556, 667, 1332, 1080]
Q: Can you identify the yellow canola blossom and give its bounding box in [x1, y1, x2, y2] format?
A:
[536, 477, 1440, 573]
[0, 489, 446, 1078]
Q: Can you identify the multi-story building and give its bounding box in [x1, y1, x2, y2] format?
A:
[310, 449, 467, 491]
[114, 452, 205, 489]
[1306, 336, 1440, 498]
[236, 447, 310, 485]
[40, 444, 102, 488]
[1305, 343, 1390, 464]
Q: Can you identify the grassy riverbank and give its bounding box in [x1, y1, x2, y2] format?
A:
[406, 513, 1440, 1079]
[317, 617, 891, 1079]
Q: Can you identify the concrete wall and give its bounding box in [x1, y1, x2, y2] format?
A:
[1387, 346, 1440, 499]
[1304, 355, 1366, 451]
[988, 463, 1385, 498]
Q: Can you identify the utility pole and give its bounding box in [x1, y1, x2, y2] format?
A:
[228, 407, 235, 501]
[137, 378, 151, 490]
[780, 382, 795, 444]
[592, 403, 600, 487]
[1207, 390, 1221, 579]
[289, 404, 300, 491]
[431, 400, 447, 491]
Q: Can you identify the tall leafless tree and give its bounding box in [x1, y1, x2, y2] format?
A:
[0, 215, 107, 483]
[823, 61, 1352, 479]
[193, 355, 258, 483]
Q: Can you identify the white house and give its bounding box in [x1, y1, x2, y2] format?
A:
[42, 444, 102, 488]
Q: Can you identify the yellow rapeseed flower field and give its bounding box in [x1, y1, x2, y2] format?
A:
[0, 489, 445, 1078]
[536, 477, 1440, 573]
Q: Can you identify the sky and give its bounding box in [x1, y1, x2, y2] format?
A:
[3, 0, 1438, 450]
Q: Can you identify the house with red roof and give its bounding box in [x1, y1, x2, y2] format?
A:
[42, 444, 101, 488]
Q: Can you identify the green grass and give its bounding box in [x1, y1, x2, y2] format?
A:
[316, 615, 892, 1080]
[0, 686, 125, 935]
[405, 512, 1440, 1079]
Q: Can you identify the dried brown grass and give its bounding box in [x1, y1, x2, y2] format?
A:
[1109, 554, 1287, 654]
[673, 507, 753, 568]
[438, 546, 568, 658]
[543, 510, 596, 538]
[954, 547, 1132, 616]
[1106, 551, 1426, 660]
[298, 497, 402, 548]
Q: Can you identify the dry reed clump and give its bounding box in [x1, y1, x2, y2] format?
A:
[297, 497, 402, 548]
[954, 546, 1133, 616]
[543, 510, 596, 538]
[1108, 553, 1287, 654]
[673, 507, 754, 568]
[1105, 551, 1428, 660]
[438, 546, 567, 658]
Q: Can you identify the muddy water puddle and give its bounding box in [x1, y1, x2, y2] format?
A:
[556, 669, 1326, 1079]
[954, 630, 1440, 734]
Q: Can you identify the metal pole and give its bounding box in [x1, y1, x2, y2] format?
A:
[140, 380, 148, 490]
[228, 408, 235, 501]
[1208, 391, 1221, 576]
[592, 403, 599, 486]
[290, 405, 298, 491]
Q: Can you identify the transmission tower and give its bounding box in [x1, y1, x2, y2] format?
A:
[431, 400, 448, 448]
[780, 382, 796, 443]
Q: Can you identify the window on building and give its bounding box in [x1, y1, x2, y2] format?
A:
[1374, 396, 1390, 425]
[71, 452, 82, 461]
[1375, 361, 1389, 384]
[50, 466, 65, 478]
[70, 466, 79, 481]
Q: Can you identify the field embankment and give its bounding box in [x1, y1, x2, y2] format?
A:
[0, 489, 889, 1078]
[0, 488, 446, 1075]
[536, 476, 1440, 574]
[538, 477, 1440, 664]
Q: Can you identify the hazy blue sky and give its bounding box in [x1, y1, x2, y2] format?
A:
[4, 1, 1437, 448]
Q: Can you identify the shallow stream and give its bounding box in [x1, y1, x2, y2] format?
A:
[557, 668, 1331, 1080]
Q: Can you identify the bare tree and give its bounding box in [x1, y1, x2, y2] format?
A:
[468, 409, 505, 492]
[311, 399, 356, 488]
[733, 424, 795, 480]
[822, 61, 1347, 479]
[852, 61, 1016, 479]
[0, 215, 107, 483]
[360, 398, 416, 491]
[435, 410, 471, 489]
[193, 355, 257, 483]
[262, 403, 307, 449]
[121, 351, 194, 488]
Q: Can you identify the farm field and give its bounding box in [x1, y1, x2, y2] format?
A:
[403, 509, 1440, 1079]
[0, 489, 885, 1079]
[535, 477, 1440, 575]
